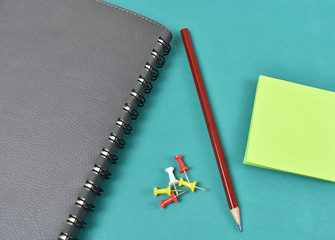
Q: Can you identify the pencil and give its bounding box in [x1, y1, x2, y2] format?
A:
[180, 28, 242, 232]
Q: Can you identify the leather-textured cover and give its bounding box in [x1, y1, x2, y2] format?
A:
[0, 0, 172, 239]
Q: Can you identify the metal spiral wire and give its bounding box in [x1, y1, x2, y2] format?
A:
[130, 90, 146, 107]
[92, 164, 111, 179]
[66, 214, 86, 229]
[100, 147, 118, 164]
[59, 232, 77, 240]
[108, 133, 126, 148]
[138, 76, 153, 93]
[151, 49, 165, 67]
[158, 37, 171, 55]
[145, 63, 159, 80]
[116, 118, 133, 134]
[84, 180, 103, 195]
[123, 103, 139, 120]
[75, 197, 95, 211]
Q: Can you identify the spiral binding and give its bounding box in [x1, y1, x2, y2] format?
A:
[75, 197, 95, 211]
[145, 63, 159, 80]
[130, 90, 145, 107]
[66, 214, 86, 229]
[151, 49, 165, 67]
[59, 36, 170, 240]
[158, 37, 171, 55]
[84, 180, 103, 195]
[116, 118, 133, 134]
[92, 164, 111, 179]
[123, 103, 139, 120]
[108, 133, 125, 148]
[59, 233, 77, 240]
[100, 147, 118, 164]
[138, 76, 153, 93]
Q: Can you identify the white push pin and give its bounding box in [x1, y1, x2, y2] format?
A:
[165, 167, 179, 196]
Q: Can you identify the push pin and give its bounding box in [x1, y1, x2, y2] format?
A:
[179, 178, 207, 192]
[165, 167, 179, 196]
[159, 191, 187, 208]
[174, 154, 190, 182]
[154, 186, 182, 196]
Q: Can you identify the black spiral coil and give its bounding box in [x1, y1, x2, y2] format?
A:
[116, 118, 133, 134]
[59, 232, 77, 240]
[100, 147, 118, 164]
[145, 63, 159, 80]
[59, 36, 170, 240]
[84, 180, 103, 195]
[131, 89, 146, 107]
[92, 164, 111, 179]
[108, 133, 126, 148]
[123, 103, 139, 120]
[138, 76, 153, 93]
[151, 49, 165, 67]
[66, 214, 87, 229]
[75, 197, 95, 211]
[158, 37, 171, 55]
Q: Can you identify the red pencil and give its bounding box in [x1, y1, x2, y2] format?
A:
[181, 28, 242, 232]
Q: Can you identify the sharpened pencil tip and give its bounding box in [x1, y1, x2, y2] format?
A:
[238, 225, 242, 232]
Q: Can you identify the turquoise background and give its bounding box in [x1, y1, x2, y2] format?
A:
[80, 1, 335, 239]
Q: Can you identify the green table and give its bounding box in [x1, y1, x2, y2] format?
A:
[81, 1, 335, 239]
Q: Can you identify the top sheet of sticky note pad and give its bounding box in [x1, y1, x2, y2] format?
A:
[244, 75, 335, 182]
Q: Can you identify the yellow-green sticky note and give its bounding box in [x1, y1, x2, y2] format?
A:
[244, 75, 335, 182]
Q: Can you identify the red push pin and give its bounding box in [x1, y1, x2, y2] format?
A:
[159, 191, 187, 208]
[174, 154, 190, 182]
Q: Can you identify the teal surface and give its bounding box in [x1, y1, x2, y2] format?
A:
[80, 1, 335, 239]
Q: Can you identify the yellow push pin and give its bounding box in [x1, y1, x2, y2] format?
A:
[153, 186, 183, 196]
[179, 178, 207, 192]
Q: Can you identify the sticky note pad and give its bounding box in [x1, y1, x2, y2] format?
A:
[244, 75, 335, 182]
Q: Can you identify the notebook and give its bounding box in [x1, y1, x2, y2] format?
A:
[0, 0, 171, 239]
[244, 75, 335, 182]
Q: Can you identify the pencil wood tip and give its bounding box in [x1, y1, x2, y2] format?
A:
[230, 207, 242, 232]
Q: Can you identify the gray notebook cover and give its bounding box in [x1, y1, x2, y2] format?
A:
[0, 0, 172, 239]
